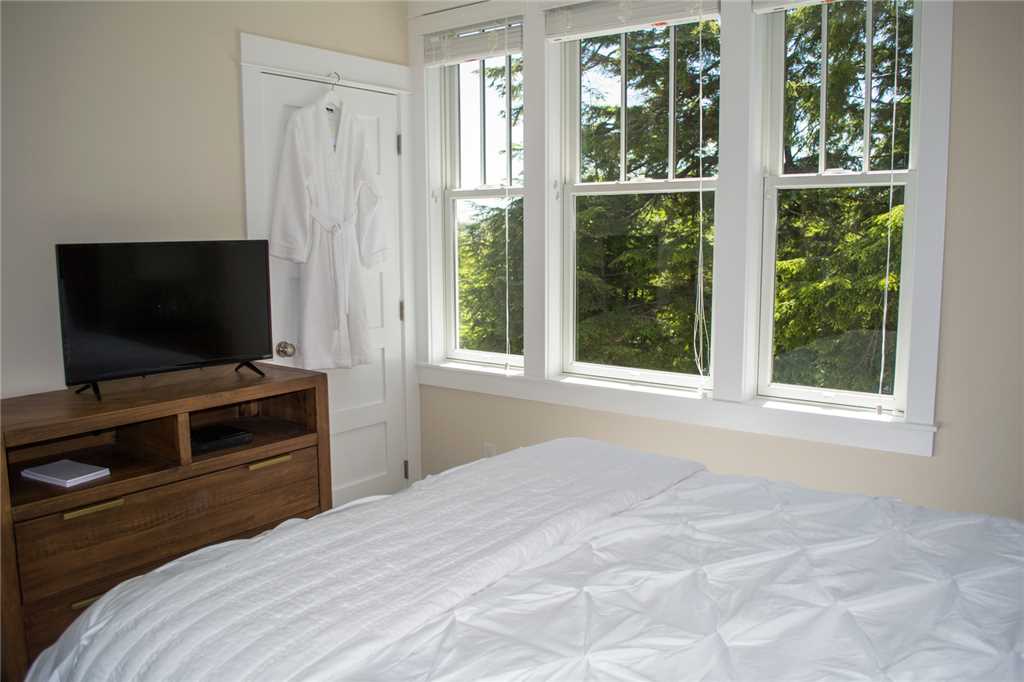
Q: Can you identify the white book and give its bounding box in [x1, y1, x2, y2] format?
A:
[21, 459, 110, 488]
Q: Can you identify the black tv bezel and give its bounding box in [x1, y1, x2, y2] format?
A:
[55, 239, 274, 387]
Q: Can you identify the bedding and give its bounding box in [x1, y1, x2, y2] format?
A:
[29, 439, 703, 681]
[30, 439, 1023, 681]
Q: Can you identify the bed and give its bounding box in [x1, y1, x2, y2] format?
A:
[29, 439, 1023, 681]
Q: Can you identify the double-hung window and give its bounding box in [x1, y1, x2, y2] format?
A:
[414, 0, 951, 455]
[432, 20, 524, 366]
[556, 6, 720, 389]
[759, 0, 916, 411]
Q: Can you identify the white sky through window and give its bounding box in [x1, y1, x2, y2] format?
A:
[483, 56, 507, 185]
[458, 61, 482, 188]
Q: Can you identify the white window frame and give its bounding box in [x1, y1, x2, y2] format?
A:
[409, 0, 953, 457]
[757, 2, 920, 413]
[560, 26, 718, 391]
[440, 54, 525, 368]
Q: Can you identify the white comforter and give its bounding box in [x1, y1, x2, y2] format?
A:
[31, 439, 1023, 681]
[30, 439, 703, 681]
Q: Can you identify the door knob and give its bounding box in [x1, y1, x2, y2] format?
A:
[276, 341, 296, 358]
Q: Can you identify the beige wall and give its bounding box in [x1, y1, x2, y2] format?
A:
[1, 1, 407, 397]
[2, 2, 1021, 519]
[422, 1, 1024, 521]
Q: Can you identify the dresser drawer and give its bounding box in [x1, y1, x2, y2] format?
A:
[21, 502, 321, 661]
[22, 571, 138, 659]
[15, 447, 319, 604]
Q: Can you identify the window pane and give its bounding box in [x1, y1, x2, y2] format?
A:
[783, 5, 822, 174]
[483, 56, 509, 185]
[580, 36, 621, 182]
[870, 0, 913, 171]
[575, 192, 713, 374]
[455, 198, 523, 355]
[625, 28, 669, 180]
[458, 61, 482, 188]
[824, 1, 866, 171]
[772, 186, 903, 394]
[675, 20, 720, 178]
[510, 55, 524, 184]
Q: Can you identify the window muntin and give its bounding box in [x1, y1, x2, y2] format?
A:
[763, 0, 915, 409]
[509, 56, 524, 184]
[456, 55, 524, 189]
[483, 56, 510, 186]
[567, 18, 720, 387]
[445, 52, 524, 365]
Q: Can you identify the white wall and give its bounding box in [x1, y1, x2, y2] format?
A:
[1, 1, 408, 397]
[421, 1, 1024, 521]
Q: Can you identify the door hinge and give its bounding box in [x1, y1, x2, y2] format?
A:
[396, 134, 402, 155]
[403, 459, 409, 480]
[399, 300, 405, 322]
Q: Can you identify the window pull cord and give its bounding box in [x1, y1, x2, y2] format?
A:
[877, 0, 900, 414]
[693, 2, 710, 398]
[503, 13, 513, 376]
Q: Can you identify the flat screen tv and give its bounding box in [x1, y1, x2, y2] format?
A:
[56, 240, 272, 387]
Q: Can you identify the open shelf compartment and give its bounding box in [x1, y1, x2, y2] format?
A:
[187, 388, 317, 464]
[7, 414, 186, 510]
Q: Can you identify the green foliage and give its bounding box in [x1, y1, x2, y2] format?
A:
[773, 0, 913, 394]
[783, 0, 912, 173]
[580, 36, 621, 181]
[783, 5, 822, 172]
[456, 199, 523, 355]
[576, 193, 713, 374]
[772, 187, 902, 393]
[573, 21, 719, 373]
[579, 23, 720, 181]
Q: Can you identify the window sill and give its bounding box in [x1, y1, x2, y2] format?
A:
[417, 361, 936, 457]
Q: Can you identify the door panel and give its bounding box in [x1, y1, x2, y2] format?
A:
[331, 422, 390, 500]
[243, 71, 407, 504]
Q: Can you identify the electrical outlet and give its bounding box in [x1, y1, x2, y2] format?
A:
[483, 442, 498, 457]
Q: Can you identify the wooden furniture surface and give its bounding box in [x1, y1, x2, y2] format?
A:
[1, 363, 332, 681]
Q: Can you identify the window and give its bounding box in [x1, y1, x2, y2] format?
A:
[565, 18, 720, 387]
[440, 33, 524, 365]
[759, 0, 915, 410]
[416, 0, 951, 456]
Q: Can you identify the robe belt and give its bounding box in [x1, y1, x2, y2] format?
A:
[311, 208, 345, 232]
[311, 208, 349, 316]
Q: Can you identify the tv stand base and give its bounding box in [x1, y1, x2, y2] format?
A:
[234, 361, 266, 378]
[74, 382, 101, 401]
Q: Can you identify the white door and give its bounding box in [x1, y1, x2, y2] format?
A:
[242, 70, 408, 505]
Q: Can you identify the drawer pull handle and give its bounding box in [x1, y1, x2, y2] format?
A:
[249, 454, 292, 471]
[62, 498, 124, 521]
[70, 595, 102, 611]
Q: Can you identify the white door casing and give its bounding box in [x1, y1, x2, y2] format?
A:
[241, 36, 417, 504]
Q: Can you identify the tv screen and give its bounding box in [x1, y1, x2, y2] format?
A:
[56, 240, 272, 386]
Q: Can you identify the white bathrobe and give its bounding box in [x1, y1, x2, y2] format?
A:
[269, 90, 385, 369]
